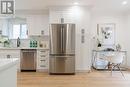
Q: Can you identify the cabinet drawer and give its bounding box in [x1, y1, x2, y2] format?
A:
[39, 57, 48, 60]
[0, 53, 20, 58]
[0, 50, 20, 58]
[9, 53, 20, 58]
[39, 60, 48, 67]
[40, 55, 49, 58]
[39, 58, 48, 63]
[39, 50, 49, 55]
[37, 50, 49, 69]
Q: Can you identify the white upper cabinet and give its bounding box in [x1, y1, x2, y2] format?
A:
[27, 15, 49, 36]
[0, 19, 8, 36]
[49, 8, 75, 23]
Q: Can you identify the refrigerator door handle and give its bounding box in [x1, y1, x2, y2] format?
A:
[62, 25, 64, 53]
[61, 25, 63, 53]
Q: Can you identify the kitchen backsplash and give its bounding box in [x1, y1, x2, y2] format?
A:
[9, 35, 49, 48]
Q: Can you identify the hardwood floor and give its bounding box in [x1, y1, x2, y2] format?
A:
[17, 70, 130, 87]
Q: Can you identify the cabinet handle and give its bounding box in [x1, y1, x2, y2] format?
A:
[40, 65, 46, 67]
[40, 55, 46, 57]
[40, 51, 46, 52]
[7, 55, 11, 59]
[40, 60, 46, 61]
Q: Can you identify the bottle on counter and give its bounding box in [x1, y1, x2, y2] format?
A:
[30, 40, 33, 47]
[17, 37, 20, 47]
[35, 41, 37, 47]
[32, 41, 35, 47]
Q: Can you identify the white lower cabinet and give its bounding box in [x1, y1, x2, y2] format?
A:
[0, 49, 49, 72]
[0, 49, 20, 70]
[37, 49, 49, 71]
[0, 62, 17, 87]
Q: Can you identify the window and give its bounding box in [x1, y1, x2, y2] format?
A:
[12, 24, 27, 39]
[7, 18, 27, 39]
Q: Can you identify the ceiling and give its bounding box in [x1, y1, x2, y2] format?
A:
[15, 0, 130, 12]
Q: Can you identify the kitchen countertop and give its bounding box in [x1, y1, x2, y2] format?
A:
[0, 58, 18, 72]
[0, 47, 49, 50]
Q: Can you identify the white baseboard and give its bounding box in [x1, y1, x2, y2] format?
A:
[125, 66, 130, 70]
[36, 69, 48, 72]
[36, 69, 91, 73]
[76, 70, 91, 73]
[17, 69, 21, 72]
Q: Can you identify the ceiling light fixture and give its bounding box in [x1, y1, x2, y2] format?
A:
[122, 1, 128, 5]
[74, 2, 79, 5]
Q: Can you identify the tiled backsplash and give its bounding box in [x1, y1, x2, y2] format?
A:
[9, 36, 49, 48]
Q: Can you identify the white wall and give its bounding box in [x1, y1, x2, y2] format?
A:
[125, 14, 130, 67]
[74, 7, 91, 71]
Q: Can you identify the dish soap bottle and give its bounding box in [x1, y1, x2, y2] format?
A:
[17, 37, 20, 47]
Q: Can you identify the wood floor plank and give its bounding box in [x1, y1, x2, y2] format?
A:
[17, 71, 130, 87]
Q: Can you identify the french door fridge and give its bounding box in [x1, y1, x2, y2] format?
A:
[49, 24, 75, 74]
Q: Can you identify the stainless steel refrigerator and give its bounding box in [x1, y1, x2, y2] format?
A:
[49, 24, 75, 75]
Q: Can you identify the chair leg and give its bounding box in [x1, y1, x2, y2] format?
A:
[105, 64, 109, 69]
[111, 65, 114, 76]
[111, 64, 117, 76]
[117, 66, 125, 77]
[105, 62, 110, 69]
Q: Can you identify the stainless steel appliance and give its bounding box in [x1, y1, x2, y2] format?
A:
[21, 49, 36, 71]
[49, 24, 75, 74]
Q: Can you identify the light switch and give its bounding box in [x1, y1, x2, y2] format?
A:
[81, 29, 85, 43]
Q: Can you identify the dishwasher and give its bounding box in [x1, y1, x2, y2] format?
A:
[20, 49, 36, 71]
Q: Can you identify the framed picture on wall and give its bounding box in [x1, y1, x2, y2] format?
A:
[97, 23, 115, 45]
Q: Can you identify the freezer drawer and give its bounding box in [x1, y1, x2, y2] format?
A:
[49, 56, 75, 74]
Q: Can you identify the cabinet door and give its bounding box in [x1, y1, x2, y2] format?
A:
[27, 15, 49, 36]
[27, 16, 40, 36]
[0, 50, 20, 70]
[49, 10, 74, 23]
[0, 19, 8, 36]
[0, 50, 20, 58]
[0, 53, 6, 59]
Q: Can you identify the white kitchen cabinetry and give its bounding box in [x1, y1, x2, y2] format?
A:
[0, 49, 20, 70]
[27, 15, 49, 36]
[0, 59, 17, 87]
[37, 49, 49, 71]
[49, 9, 74, 23]
[0, 19, 8, 36]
